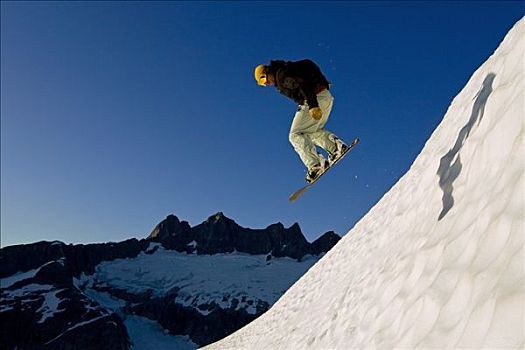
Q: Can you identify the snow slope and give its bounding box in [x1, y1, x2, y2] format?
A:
[205, 18, 525, 349]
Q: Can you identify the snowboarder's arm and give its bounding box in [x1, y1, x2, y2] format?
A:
[279, 67, 319, 108]
[294, 60, 324, 108]
[297, 80, 319, 108]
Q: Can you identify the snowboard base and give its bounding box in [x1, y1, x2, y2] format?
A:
[289, 138, 360, 202]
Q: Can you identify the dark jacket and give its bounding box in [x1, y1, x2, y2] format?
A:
[267, 59, 330, 108]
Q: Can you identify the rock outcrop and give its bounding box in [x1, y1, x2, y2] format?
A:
[149, 212, 339, 260]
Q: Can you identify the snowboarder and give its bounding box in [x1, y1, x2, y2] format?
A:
[254, 59, 348, 183]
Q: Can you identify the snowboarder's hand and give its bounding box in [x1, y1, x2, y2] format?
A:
[310, 107, 323, 120]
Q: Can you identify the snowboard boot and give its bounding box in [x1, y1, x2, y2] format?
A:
[328, 138, 348, 166]
[305, 155, 329, 184]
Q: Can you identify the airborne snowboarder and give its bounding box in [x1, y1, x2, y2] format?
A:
[254, 59, 349, 183]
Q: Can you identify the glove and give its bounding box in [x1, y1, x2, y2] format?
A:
[309, 107, 323, 120]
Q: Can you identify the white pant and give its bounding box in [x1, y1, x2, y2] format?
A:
[289, 89, 340, 168]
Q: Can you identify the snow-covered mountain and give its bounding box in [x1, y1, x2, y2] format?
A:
[0, 213, 340, 349]
[205, 17, 525, 350]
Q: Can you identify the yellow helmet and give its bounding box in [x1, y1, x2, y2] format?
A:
[254, 64, 267, 86]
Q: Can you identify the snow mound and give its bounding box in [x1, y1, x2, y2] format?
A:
[205, 17, 525, 349]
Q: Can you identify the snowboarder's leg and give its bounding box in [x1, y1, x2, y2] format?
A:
[308, 90, 347, 161]
[289, 106, 324, 169]
[289, 90, 348, 181]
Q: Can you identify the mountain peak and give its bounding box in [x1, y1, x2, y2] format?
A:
[207, 212, 231, 224]
[148, 214, 191, 240]
[146, 213, 340, 260]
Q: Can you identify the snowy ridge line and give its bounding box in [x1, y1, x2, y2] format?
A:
[44, 313, 113, 346]
[2, 283, 54, 299]
[204, 17, 525, 350]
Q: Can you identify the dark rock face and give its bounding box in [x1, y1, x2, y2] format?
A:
[0, 239, 149, 279]
[149, 214, 192, 241]
[311, 231, 341, 256]
[149, 212, 339, 260]
[0, 267, 130, 350]
[62, 239, 150, 277]
[2, 212, 342, 349]
[43, 312, 129, 350]
[0, 240, 147, 350]
[126, 292, 268, 346]
[33, 261, 71, 286]
[0, 241, 66, 278]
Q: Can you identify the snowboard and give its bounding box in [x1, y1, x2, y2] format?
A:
[288, 137, 360, 202]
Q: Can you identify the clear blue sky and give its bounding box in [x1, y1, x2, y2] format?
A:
[1, 1, 523, 247]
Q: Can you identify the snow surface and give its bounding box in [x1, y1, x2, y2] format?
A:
[205, 18, 525, 349]
[0, 283, 55, 312]
[79, 283, 127, 310]
[36, 288, 66, 323]
[90, 245, 319, 315]
[125, 315, 198, 350]
[0, 267, 40, 289]
[1, 275, 67, 322]
[2, 283, 54, 299]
